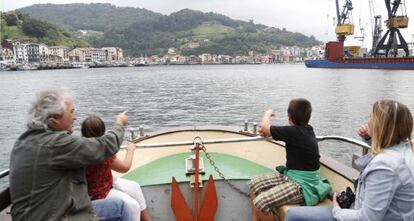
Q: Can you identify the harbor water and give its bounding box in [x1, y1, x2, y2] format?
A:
[1, 64, 414, 172]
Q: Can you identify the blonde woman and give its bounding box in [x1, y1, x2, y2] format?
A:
[286, 100, 414, 221]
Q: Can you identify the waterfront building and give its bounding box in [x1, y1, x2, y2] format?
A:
[27, 43, 49, 63]
[90, 48, 106, 62]
[305, 45, 325, 60]
[259, 54, 271, 64]
[178, 55, 187, 64]
[68, 48, 106, 62]
[68, 48, 83, 62]
[102, 47, 123, 61]
[149, 55, 161, 64]
[27, 44, 40, 63]
[0, 47, 14, 62]
[39, 44, 50, 63]
[211, 54, 217, 63]
[269, 50, 282, 63]
[234, 56, 251, 64]
[281, 46, 304, 58]
[168, 55, 187, 64]
[13, 42, 28, 63]
[217, 55, 232, 64]
[188, 55, 200, 64]
[200, 53, 212, 64]
[49, 46, 69, 62]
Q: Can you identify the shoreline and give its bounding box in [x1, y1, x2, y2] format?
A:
[1, 62, 304, 72]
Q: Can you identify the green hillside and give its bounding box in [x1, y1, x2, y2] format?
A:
[19, 3, 163, 32]
[18, 4, 321, 56]
[192, 22, 235, 39]
[1, 11, 89, 48]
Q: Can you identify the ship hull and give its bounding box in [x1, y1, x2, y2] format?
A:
[305, 59, 414, 70]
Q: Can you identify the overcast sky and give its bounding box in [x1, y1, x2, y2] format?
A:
[1, 0, 414, 47]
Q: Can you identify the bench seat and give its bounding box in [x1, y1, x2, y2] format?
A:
[277, 198, 334, 221]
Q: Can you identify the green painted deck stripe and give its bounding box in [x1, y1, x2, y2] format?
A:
[122, 152, 274, 186]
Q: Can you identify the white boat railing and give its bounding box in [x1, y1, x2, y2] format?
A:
[124, 135, 370, 150]
[123, 136, 268, 149]
[316, 135, 370, 149]
[316, 135, 370, 155]
[0, 170, 8, 179]
[0, 135, 370, 180]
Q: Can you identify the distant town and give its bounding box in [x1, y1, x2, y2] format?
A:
[0, 39, 328, 71]
[1, 38, 414, 71]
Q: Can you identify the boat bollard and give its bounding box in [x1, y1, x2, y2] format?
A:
[139, 125, 145, 137]
[129, 128, 136, 140]
[244, 120, 248, 132]
[253, 122, 257, 134]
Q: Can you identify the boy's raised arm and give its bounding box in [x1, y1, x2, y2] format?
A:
[259, 109, 275, 137]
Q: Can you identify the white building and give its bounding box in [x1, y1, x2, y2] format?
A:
[49, 46, 69, 62]
[167, 48, 176, 55]
[90, 48, 107, 62]
[27, 43, 49, 63]
[149, 55, 161, 64]
[188, 42, 200, 49]
[68, 48, 84, 62]
[306, 45, 325, 59]
[200, 53, 212, 63]
[218, 55, 232, 64]
[102, 47, 123, 61]
[69, 48, 107, 62]
[13, 42, 28, 63]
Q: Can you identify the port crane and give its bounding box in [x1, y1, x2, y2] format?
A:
[335, 0, 354, 42]
[369, 0, 383, 55]
[373, 0, 409, 57]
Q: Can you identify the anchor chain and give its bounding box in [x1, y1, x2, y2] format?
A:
[200, 144, 250, 198]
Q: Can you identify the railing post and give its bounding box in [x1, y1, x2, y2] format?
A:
[139, 125, 144, 137]
[253, 122, 257, 134]
[244, 120, 248, 132]
[129, 129, 136, 140]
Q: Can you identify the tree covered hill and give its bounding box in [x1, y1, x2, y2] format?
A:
[18, 3, 321, 56]
[19, 3, 163, 32]
[1, 11, 89, 48]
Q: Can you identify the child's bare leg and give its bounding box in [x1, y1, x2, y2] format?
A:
[251, 192, 259, 221]
[140, 209, 152, 221]
[251, 192, 278, 221]
[257, 207, 278, 221]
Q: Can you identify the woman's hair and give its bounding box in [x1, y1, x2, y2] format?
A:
[81, 116, 106, 138]
[27, 90, 71, 129]
[371, 99, 413, 155]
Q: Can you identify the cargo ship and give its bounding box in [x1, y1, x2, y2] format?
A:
[305, 41, 414, 70]
[305, 0, 414, 70]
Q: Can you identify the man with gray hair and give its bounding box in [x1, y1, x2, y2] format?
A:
[9, 89, 130, 220]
